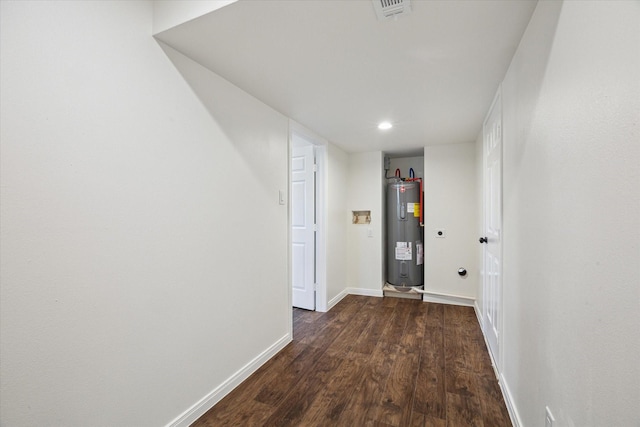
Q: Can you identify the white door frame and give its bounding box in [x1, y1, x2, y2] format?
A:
[288, 121, 327, 324]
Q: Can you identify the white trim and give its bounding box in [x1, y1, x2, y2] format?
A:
[500, 373, 523, 427]
[327, 287, 384, 310]
[166, 334, 291, 427]
[347, 287, 384, 298]
[314, 144, 328, 312]
[287, 124, 293, 340]
[421, 290, 475, 307]
[474, 300, 483, 325]
[327, 288, 348, 311]
[474, 303, 520, 427]
[318, 288, 384, 311]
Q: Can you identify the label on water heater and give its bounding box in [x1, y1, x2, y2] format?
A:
[416, 243, 423, 265]
[395, 242, 412, 261]
[407, 203, 414, 213]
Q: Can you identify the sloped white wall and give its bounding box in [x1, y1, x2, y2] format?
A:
[152, 0, 237, 34]
[499, 1, 640, 425]
[0, 2, 289, 426]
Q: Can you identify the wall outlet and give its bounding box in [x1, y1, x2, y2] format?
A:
[545, 406, 555, 427]
[367, 228, 373, 237]
[435, 229, 446, 238]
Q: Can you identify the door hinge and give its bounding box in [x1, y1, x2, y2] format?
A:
[313, 283, 317, 291]
[313, 164, 317, 172]
[313, 224, 317, 232]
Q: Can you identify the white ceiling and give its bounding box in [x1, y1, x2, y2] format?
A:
[155, 0, 537, 155]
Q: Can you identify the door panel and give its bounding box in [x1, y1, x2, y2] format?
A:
[291, 143, 315, 310]
[483, 88, 503, 367]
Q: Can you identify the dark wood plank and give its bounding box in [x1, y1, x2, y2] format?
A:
[297, 351, 370, 425]
[254, 344, 326, 406]
[350, 304, 397, 355]
[413, 303, 446, 420]
[399, 299, 429, 355]
[410, 412, 447, 427]
[378, 296, 415, 348]
[375, 301, 429, 425]
[374, 351, 421, 426]
[413, 365, 446, 420]
[337, 338, 397, 425]
[261, 352, 346, 426]
[476, 374, 512, 426]
[446, 392, 484, 427]
[323, 297, 383, 358]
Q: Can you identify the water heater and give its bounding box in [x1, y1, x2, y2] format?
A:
[386, 181, 423, 288]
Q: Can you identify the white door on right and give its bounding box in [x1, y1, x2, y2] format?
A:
[482, 88, 503, 368]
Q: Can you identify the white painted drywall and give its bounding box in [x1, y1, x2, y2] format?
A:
[326, 143, 349, 304]
[152, 0, 237, 35]
[388, 156, 424, 180]
[423, 143, 478, 300]
[346, 151, 385, 294]
[0, 2, 289, 426]
[498, 1, 640, 426]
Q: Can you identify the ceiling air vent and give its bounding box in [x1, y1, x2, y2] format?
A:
[372, 0, 412, 21]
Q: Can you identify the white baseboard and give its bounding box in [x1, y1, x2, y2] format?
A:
[474, 300, 483, 325]
[326, 287, 384, 311]
[327, 288, 348, 311]
[166, 333, 291, 427]
[499, 373, 522, 427]
[421, 290, 475, 307]
[473, 303, 521, 427]
[347, 287, 384, 298]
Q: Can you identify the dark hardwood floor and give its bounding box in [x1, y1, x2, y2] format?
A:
[193, 295, 511, 426]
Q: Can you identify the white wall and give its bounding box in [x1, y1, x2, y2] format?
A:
[423, 143, 478, 303]
[388, 156, 424, 179]
[499, 1, 640, 426]
[346, 151, 385, 294]
[326, 144, 349, 304]
[0, 2, 290, 426]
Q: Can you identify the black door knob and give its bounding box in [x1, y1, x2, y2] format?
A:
[479, 237, 488, 244]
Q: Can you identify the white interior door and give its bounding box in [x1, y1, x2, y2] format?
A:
[482, 89, 503, 367]
[291, 143, 315, 310]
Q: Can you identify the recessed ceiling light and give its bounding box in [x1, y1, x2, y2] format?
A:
[378, 121, 393, 130]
